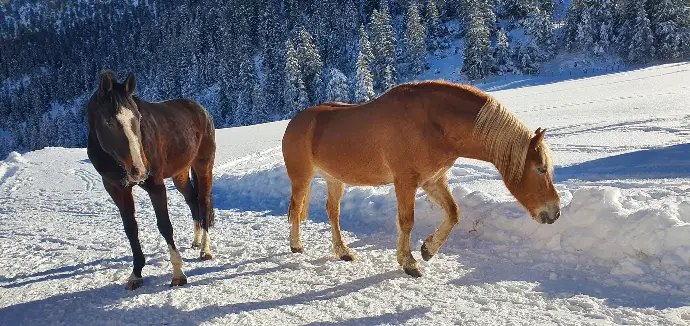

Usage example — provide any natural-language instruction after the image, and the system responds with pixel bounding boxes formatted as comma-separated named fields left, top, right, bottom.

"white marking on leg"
left=202, top=229, right=212, bottom=254
left=290, top=220, right=302, bottom=249
left=115, top=109, right=145, bottom=175
left=128, top=272, right=142, bottom=282
left=193, top=223, right=202, bottom=247
left=168, top=245, right=185, bottom=279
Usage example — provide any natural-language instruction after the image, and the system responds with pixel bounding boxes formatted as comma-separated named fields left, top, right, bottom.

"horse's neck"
left=432, top=104, right=493, bottom=163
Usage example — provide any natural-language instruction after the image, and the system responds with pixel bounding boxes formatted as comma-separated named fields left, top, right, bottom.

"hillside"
left=1, top=0, right=689, bottom=158
left=1, top=63, right=690, bottom=325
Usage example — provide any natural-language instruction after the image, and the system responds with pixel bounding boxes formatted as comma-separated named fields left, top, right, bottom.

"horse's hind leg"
left=284, top=131, right=314, bottom=254
left=394, top=178, right=422, bottom=277
left=324, top=176, right=356, bottom=261
left=192, top=158, right=215, bottom=261
left=420, top=175, right=460, bottom=261
left=142, top=179, right=187, bottom=287
left=104, top=182, right=145, bottom=290
left=172, top=171, right=202, bottom=249
left=287, top=177, right=312, bottom=253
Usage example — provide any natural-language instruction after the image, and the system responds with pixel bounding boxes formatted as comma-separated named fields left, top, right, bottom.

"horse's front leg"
left=394, top=179, right=422, bottom=277
left=104, top=181, right=145, bottom=290
left=420, top=175, right=460, bottom=261
left=145, top=180, right=187, bottom=287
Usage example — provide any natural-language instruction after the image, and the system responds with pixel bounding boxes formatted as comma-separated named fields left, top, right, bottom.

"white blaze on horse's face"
left=115, top=108, right=146, bottom=183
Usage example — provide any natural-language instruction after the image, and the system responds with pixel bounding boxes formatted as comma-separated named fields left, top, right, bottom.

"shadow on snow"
left=556, top=143, right=690, bottom=182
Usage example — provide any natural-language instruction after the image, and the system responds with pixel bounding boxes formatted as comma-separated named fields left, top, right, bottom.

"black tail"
left=191, top=168, right=215, bottom=228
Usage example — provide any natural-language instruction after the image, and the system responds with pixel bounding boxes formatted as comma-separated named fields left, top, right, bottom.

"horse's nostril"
left=555, top=210, right=561, bottom=218
left=130, top=167, right=142, bottom=178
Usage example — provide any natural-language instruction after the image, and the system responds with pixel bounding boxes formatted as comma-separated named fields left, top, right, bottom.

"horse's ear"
left=99, top=73, right=113, bottom=96
left=124, top=74, right=136, bottom=95
left=530, top=128, right=546, bottom=149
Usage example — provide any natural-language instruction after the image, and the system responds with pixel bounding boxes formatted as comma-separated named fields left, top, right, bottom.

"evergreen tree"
left=56, top=110, right=70, bottom=147
left=617, top=0, right=655, bottom=63
left=481, top=0, right=498, bottom=33
left=0, top=136, right=8, bottom=158
left=359, top=24, right=375, bottom=66
left=251, top=82, right=268, bottom=123
left=234, top=55, right=257, bottom=126
left=325, top=68, right=351, bottom=102
left=593, top=0, right=613, bottom=55
left=566, top=0, right=613, bottom=55
left=296, top=27, right=324, bottom=105
left=39, top=114, right=56, bottom=150
left=354, top=49, right=375, bottom=103
left=6, top=123, right=23, bottom=152
left=492, top=28, right=515, bottom=74
left=515, top=41, right=541, bottom=74
left=463, top=14, right=491, bottom=80
left=404, top=3, right=427, bottom=75
left=216, top=85, right=233, bottom=128
left=522, top=5, right=556, bottom=61
left=68, top=109, right=86, bottom=147
left=650, top=0, right=685, bottom=60
left=284, top=40, right=309, bottom=117
left=340, top=0, right=362, bottom=71
left=575, top=5, right=595, bottom=51
left=26, top=117, right=41, bottom=150
left=425, top=0, right=443, bottom=50
left=382, top=65, right=396, bottom=91
left=260, top=0, right=287, bottom=118
left=369, top=4, right=397, bottom=92
left=461, top=0, right=497, bottom=33
left=502, top=0, right=531, bottom=20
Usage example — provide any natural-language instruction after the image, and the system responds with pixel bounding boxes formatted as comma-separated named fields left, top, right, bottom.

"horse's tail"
left=191, top=168, right=216, bottom=228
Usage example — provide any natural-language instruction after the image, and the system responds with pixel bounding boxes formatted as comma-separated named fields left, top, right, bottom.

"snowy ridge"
left=214, top=160, right=690, bottom=293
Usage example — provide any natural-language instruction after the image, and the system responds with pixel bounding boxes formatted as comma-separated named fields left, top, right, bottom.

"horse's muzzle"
left=126, top=167, right=148, bottom=184
left=536, top=202, right=561, bottom=224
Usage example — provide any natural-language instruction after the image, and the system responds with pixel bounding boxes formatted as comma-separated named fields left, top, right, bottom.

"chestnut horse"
left=282, top=80, right=560, bottom=277
left=86, top=71, right=216, bottom=290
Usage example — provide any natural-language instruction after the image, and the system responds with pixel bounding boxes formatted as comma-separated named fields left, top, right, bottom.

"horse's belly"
left=314, top=155, right=394, bottom=186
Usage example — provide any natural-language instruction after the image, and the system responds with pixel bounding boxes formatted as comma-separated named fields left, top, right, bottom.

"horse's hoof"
left=403, top=267, right=423, bottom=278
left=170, top=276, right=188, bottom=287
left=339, top=253, right=355, bottom=261
left=125, top=278, right=144, bottom=291
left=191, top=242, right=202, bottom=250
left=421, top=242, right=434, bottom=261
left=291, top=246, right=304, bottom=254
left=199, top=252, right=215, bottom=261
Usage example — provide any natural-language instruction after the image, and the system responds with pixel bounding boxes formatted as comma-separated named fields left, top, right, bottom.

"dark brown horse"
left=86, top=71, right=216, bottom=290
left=282, top=80, right=560, bottom=277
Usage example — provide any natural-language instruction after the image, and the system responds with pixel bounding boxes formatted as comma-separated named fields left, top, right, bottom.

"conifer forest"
left=0, top=0, right=688, bottom=157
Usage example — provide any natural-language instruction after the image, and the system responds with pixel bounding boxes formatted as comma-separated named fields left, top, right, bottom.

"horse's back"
left=283, top=95, right=411, bottom=185
left=139, top=97, right=215, bottom=177
left=282, top=81, right=489, bottom=186
left=149, top=98, right=212, bottom=122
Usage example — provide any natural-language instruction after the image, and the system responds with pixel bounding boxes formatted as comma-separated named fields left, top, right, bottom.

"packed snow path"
left=2, top=64, right=690, bottom=325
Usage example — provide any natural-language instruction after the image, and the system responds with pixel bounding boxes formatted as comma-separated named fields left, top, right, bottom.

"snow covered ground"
left=2, top=63, right=690, bottom=325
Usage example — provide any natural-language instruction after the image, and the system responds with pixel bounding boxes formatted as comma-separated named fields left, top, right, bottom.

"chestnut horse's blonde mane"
left=472, top=96, right=536, bottom=183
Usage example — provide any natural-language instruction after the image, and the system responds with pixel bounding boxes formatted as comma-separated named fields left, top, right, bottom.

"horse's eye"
left=537, top=167, right=548, bottom=175
left=104, top=119, right=115, bottom=127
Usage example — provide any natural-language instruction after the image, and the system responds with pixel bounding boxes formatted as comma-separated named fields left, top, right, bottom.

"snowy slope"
left=2, top=63, right=690, bottom=325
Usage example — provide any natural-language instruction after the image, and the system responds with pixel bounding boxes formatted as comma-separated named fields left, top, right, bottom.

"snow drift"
left=214, top=161, right=690, bottom=291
